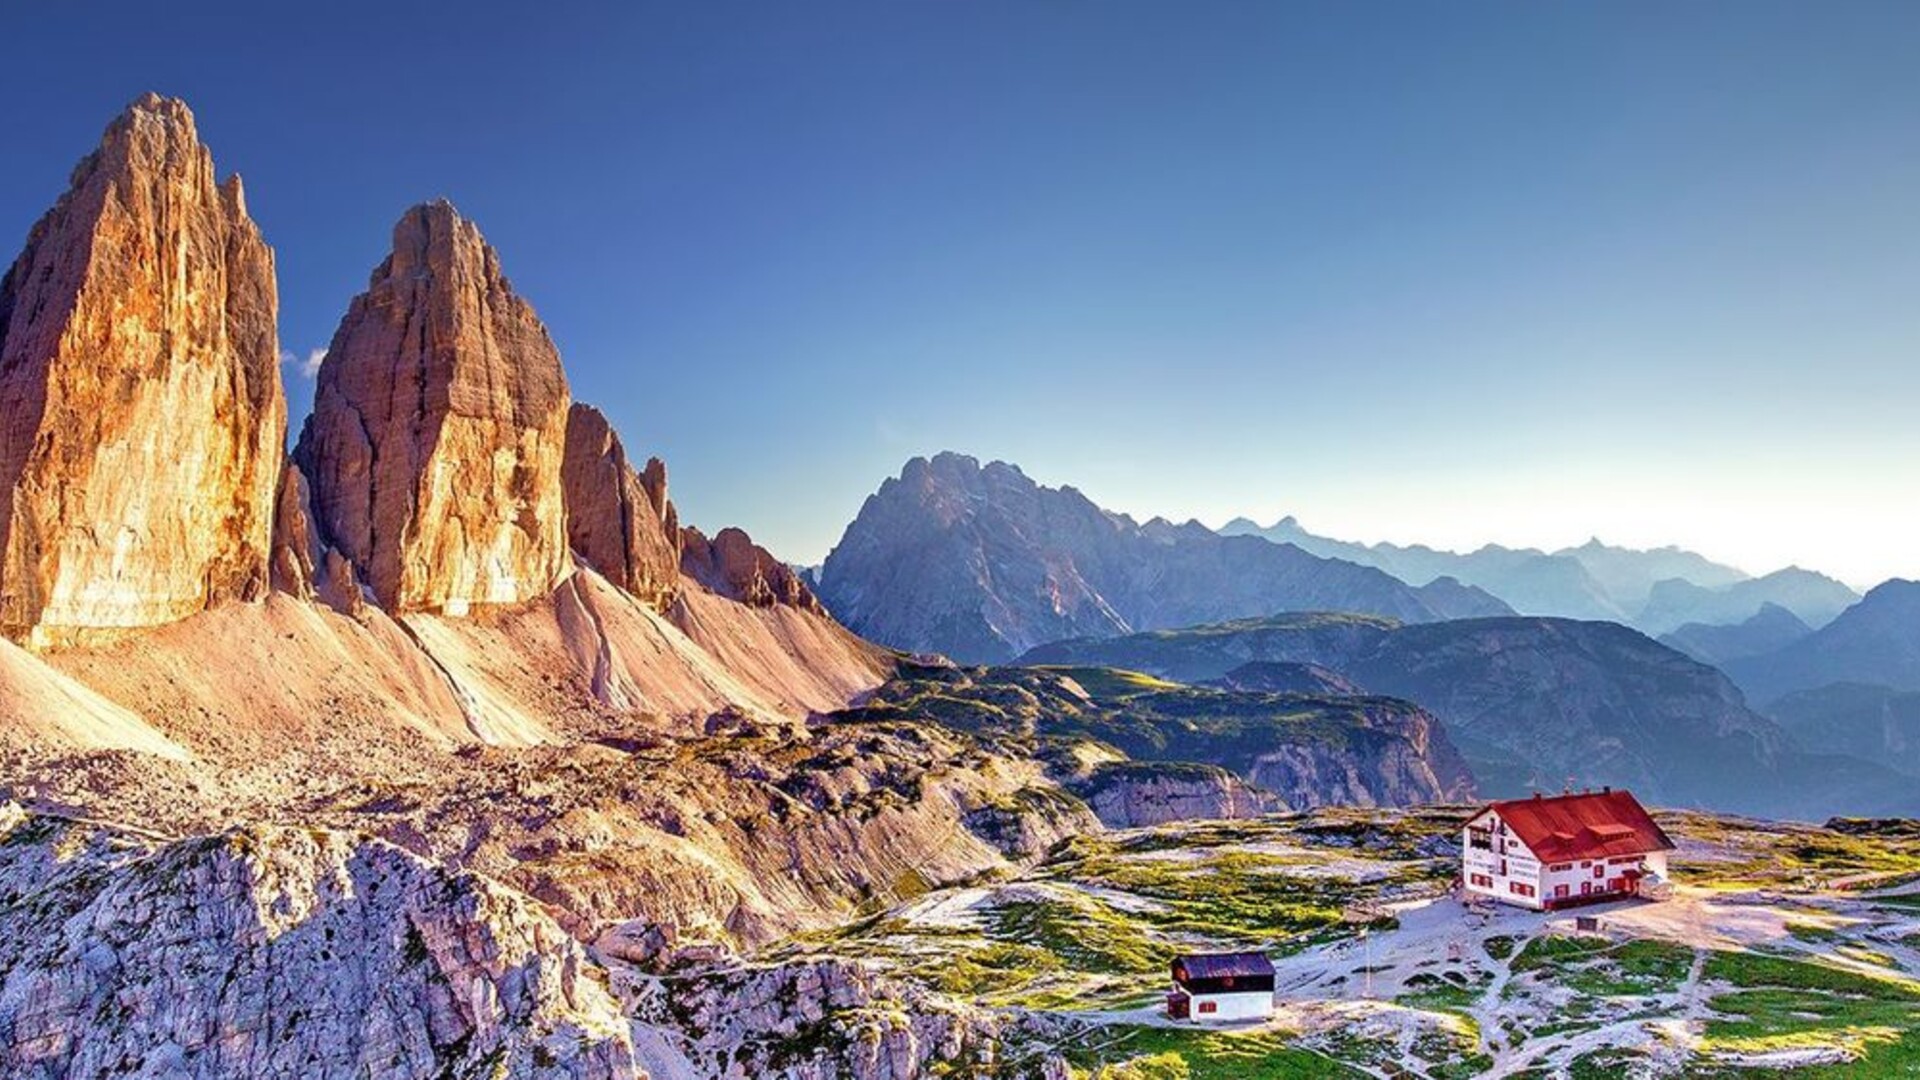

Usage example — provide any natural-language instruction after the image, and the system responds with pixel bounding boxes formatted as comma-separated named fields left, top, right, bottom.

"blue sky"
left=3, top=2, right=1917, bottom=587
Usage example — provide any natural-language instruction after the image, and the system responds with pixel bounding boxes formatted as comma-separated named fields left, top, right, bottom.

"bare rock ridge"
left=561, top=403, right=681, bottom=612
left=0, top=93, right=286, bottom=646
left=681, top=524, right=825, bottom=614
left=294, top=199, right=573, bottom=616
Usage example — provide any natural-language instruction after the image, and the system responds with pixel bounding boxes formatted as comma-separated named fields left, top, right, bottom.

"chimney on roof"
left=1603, top=785, right=1611, bottom=794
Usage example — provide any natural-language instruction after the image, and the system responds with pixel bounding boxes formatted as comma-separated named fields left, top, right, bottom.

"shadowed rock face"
left=0, top=93, right=286, bottom=646
left=295, top=200, right=571, bottom=615
left=561, top=404, right=680, bottom=612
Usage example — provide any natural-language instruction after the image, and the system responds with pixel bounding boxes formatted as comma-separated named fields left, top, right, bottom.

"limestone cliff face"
left=561, top=404, right=680, bottom=612
left=295, top=200, right=571, bottom=616
left=1069, top=762, right=1280, bottom=828
left=0, top=94, right=286, bottom=646
left=681, top=525, right=823, bottom=614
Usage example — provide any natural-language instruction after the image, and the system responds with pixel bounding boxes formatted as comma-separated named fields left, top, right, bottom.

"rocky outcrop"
left=1243, top=702, right=1473, bottom=810
left=0, top=93, right=286, bottom=646
left=816, top=453, right=1510, bottom=663
left=312, top=724, right=1092, bottom=948
left=1069, top=761, right=1279, bottom=827
left=840, top=663, right=1474, bottom=814
left=623, top=956, right=1046, bottom=1080
left=1211, top=660, right=1364, bottom=695
left=295, top=200, right=571, bottom=616
left=561, top=404, right=679, bottom=612
left=0, top=811, right=638, bottom=1079
left=682, top=525, right=823, bottom=613
left=268, top=462, right=319, bottom=600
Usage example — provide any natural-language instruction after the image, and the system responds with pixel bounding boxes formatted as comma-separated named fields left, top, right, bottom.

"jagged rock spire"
left=561, top=404, right=681, bottom=612
left=0, top=93, right=287, bottom=646
left=294, top=200, right=572, bottom=615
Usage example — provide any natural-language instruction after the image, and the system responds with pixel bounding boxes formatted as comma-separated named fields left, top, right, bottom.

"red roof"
left=1471, top=789, right=1674, bottom=863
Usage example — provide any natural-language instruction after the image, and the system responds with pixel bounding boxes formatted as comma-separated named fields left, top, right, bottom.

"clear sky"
left=3, top=2, right=1916, bottom=588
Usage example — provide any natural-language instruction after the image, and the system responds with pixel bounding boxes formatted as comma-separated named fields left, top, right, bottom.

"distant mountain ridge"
left=1767, top=682, right=1920, bottom=781
left=816, top=454, right=1511, bottom=663
left=1017, top=613, right=1920, bottom=820
left=1658, top=603, right=1812, bottom=668
left=1725, top=580, right=1920, bottom=705
left=1219, top=516, right=1857, bottom=632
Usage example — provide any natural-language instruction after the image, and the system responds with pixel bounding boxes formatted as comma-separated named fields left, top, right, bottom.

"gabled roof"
left=1471, top=789, right=1675, bottom=863
left=1172, top=951, right=1274, bottom=982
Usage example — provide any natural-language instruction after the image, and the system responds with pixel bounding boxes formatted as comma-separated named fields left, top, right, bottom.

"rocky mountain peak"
left=561, top=403, right=681, bottom=612
left=818, top=454, right=1502, bottom=663
left=0, top=92, right=287, bottom=646
left=681, top=525, right=824, bottom=614
left=294, top=200, right=572, bottom=615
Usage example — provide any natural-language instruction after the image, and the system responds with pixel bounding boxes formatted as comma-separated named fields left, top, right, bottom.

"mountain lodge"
left=1461, top=788, right=1675, bottom=910
left=1165, top=951, right=1275, bottom=1022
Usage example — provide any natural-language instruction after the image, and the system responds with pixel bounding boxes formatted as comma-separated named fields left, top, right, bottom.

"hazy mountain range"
left=1219, top=515, right=1859, bottom=633
left=1724, top=579, right=1920, bottom=704
left=811, top=450, right=1920, bottom=820
left=814, top=453, right=1510, bottom=663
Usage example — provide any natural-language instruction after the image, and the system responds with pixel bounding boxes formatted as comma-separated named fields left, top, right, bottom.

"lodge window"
left=1593, top=865, right=1604, bottom=878
left=1554, top=885, right=1569, bottom=898
left=1468, top=828, right=1492, bottom=851
left=1549, top=863, right=1572, bottom=872
left=1470, top=873, right=1492, bottom=888
left=1198, top=1001, right=1217, bottom=1014
left=1508, top=881, right=1535, bottom=898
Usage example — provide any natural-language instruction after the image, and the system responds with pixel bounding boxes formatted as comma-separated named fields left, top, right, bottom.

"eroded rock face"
left=681, top=525, right=822, bottom=613
left=0, top=93, right=286, bottom=646
left=0, top=812, right=638, bottom=1079
left=294, top=200, right=571, bottom=616
left=561, top=404, right=680, bottom=612
left=269, top=461, right=319, bottom=600
left=1070, top=762, right=1280, bottom=828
